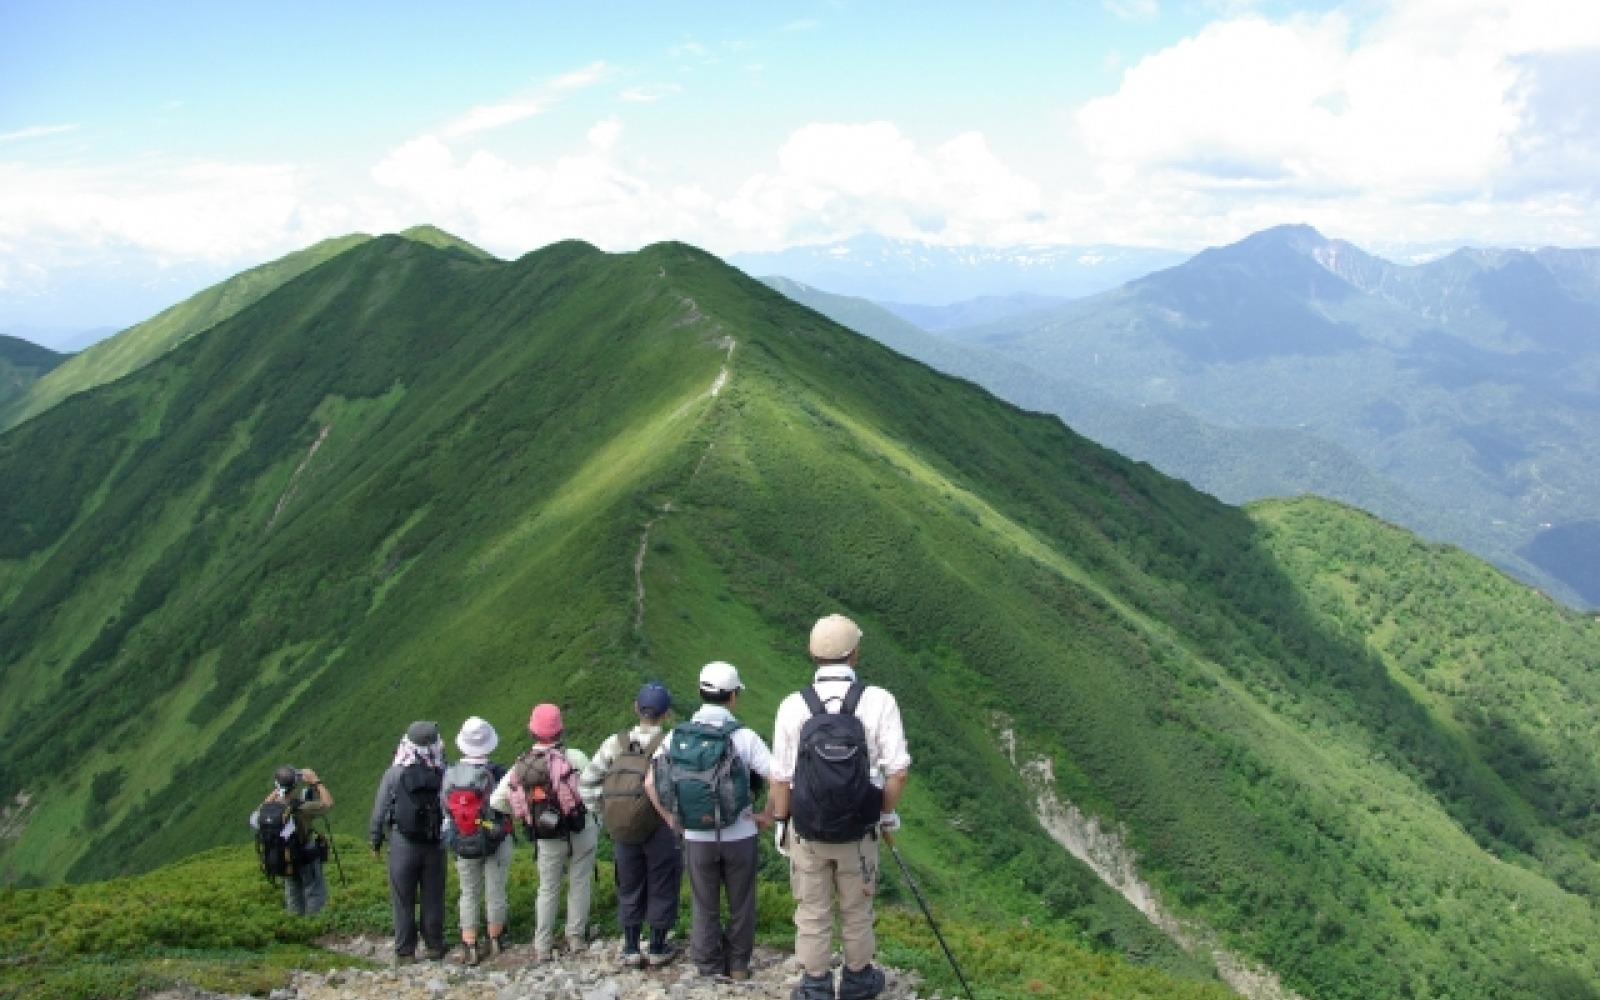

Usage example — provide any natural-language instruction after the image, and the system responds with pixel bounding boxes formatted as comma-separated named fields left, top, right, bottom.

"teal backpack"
left=656, top=719, right=750, bottom=833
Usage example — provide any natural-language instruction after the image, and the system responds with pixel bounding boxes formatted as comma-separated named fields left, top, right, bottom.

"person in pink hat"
left=492, top=703, right=597, bottom=962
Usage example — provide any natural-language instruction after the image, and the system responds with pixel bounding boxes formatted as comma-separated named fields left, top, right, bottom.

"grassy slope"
left=0, top=234, right=373, bottom=432
left=1, top=238, right=1600, bottom=999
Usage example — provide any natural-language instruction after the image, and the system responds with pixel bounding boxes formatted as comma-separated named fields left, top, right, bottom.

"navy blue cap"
left=636, top=682, right=672, bottom=716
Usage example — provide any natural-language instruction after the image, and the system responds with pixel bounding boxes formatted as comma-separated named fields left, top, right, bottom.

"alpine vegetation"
left=1, top=232, right=1599, bottom=1000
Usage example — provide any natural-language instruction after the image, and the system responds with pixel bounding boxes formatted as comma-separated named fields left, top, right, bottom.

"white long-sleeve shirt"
left=770, top=666, right=911, bottom=785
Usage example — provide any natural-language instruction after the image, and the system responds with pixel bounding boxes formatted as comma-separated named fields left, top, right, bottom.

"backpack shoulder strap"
left=842, top=681, right=867, bottom=716
left=618, top=728, right=635, bottom=752
left=800, top=686, right=826, bottom=717
left=641, top=728, right=667, bottom=756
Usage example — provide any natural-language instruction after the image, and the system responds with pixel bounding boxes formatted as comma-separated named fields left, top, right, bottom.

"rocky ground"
left=153, top=935, right=936, bottom=1000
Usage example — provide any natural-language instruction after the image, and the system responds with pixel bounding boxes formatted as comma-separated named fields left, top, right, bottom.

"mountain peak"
left=396, top=224, right=496, bottom=260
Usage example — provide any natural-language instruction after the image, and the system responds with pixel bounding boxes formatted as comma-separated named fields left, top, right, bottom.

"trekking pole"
left=322, top=817, right=348, bottom=888
left=882, top=831, right=977, bottom=1000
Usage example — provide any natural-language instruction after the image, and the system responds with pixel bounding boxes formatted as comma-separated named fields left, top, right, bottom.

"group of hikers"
left=250, top=614, right=910, bottom=1000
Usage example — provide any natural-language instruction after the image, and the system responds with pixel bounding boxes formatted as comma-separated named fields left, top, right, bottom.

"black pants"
left=613, top=821, right=682, bottom=932
left=388, top=834, right=446, bottom=955
left=685, top=835, right=760, bottom=975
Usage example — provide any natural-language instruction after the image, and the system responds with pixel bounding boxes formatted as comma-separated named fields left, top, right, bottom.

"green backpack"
left=656, top=719, right=750, bottom=833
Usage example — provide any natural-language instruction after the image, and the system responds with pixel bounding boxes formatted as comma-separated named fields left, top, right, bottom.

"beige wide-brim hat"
left=809, top=614, right=862, bottom=660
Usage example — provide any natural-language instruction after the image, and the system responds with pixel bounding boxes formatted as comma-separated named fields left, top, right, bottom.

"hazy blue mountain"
left=766, top=276, right=1463, bottom=539
left=877, top=291, right=1071, bottom=330
left=729, top=233, right=1187, bottom=304
left=938, top=224, right=1600, bottom=605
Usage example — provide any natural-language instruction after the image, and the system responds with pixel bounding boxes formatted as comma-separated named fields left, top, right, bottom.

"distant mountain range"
left=777, top=225, right=1599, bottom=608
left=7, top=229, right=1600, bottom=999
left=728, top=233, right=1187, bottom=304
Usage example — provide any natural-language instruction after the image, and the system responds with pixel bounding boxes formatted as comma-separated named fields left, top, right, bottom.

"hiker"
left=771, top=615, right=911, bottom=1000
left=370, top=721, right=449, bottom=964
left=647, top=661, right=774, bottom=981
left=579, top=681, right=684, bottom=969
left=493, top=703, right=597, bottom=963
left=443, top=716, right=514, bottom=965
left=249, top=765, right=334, bottom=915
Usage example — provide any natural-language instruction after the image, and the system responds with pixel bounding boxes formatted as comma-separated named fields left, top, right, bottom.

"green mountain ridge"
left=0, top=335, right=68, bottom=412
left=0, top=228, right=494, bottom=434
left=2, top=233, right=1600, bottom=1000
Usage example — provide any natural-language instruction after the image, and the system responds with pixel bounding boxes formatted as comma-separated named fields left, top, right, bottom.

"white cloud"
left=718, top=123, right=1044, bottom=247
left=1067, top=0, right=1600, bottom=245
left=0, top=124, right=77, bottom=144
left=0, top=159, right=330, bottom=265
left=1103, top=0, right=1159, bottom=22
left=370, top=121, right=712, bottom=253
left=439, top=62, right=610, bottom=139
left=619, top=84, right=681, bottom=103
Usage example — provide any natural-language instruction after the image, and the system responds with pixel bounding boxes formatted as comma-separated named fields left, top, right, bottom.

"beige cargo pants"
left=790, top=831, right=879, bottom=976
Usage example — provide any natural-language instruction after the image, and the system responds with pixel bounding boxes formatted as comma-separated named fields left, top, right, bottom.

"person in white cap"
left=645, top=661, right=774, bottom=981
left=770, top=615, right=910, bottom=1000
left=443, top=716, right=513, bottom=965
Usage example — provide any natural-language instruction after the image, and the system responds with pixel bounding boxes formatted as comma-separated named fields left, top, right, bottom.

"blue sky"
left=3, top=0, right=1597, bottom=329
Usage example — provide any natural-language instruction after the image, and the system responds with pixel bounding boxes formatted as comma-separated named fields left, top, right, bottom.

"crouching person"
left=250, top=765, right=334, bottom=915
left=371, top=721, right=449, bottom=964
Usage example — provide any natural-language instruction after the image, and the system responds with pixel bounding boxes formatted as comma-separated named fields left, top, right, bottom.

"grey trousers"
left=614, top=821, right=682, bottom=932
left=284, top=859, right=328, bottom=915
left=388, top=834, right=447, bottom=956
left=455, top=836, right=513, bottom=931
left=685, top=835, right=760, bottom=975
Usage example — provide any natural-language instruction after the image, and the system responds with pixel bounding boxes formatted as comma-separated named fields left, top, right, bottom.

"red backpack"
left=441, top=761, right=511, bottom=858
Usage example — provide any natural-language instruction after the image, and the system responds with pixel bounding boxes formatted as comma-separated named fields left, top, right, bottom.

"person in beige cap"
left=770, top=615, right=911, bottom=1000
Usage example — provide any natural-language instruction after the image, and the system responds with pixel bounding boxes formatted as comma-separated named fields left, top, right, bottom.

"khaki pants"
left=790, top=832, right=879, bottom=976
left=534, top=821, right=599, bottom=952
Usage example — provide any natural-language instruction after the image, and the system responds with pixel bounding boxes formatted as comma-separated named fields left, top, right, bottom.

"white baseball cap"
left=699, top=660, right=745, bottom=694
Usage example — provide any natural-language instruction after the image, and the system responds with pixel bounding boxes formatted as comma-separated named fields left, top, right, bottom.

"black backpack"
left=256, top=798, right=296, bottom=880
left=392, top=762, right=444, bottom=843
left=791, top=682, right=883, bottom=844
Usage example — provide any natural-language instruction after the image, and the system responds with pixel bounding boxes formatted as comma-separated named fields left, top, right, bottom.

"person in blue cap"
left=580, top=682, right=683, bottom=968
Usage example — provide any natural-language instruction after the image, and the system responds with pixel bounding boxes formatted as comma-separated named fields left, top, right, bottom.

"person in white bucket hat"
left=444, top=716, right=514, bottom=965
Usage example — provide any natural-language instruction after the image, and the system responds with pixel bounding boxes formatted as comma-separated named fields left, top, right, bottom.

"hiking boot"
left=646, top=940, right=679, bottom=967
left=487, top=934, right=506, bottom=957
left=566, top=934, right=587, bottom=955
left=422, top=946, right=448, bottom=962
left=392, top=952, right=416, bottom=968
left=461, top=940, right=480, bottom=966
left=729, top=968, right=752, bottom=982
left=838, top=963, right=886, bottom=1000
left=792, top=971, right=835, bottom=1000
left=620, top=946, right=646, bottom=969
left=534, top=948, right=554, bottom=964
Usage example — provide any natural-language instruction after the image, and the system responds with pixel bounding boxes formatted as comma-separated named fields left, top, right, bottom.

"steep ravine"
left=999, top=724, right=1303, bottom=1000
